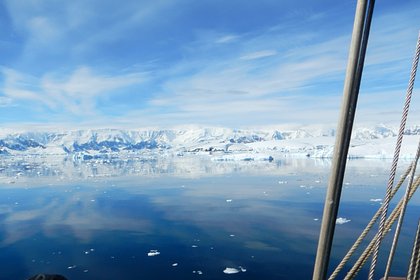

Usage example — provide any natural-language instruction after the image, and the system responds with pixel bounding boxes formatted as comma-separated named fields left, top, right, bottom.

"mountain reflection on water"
left=0, top=157, right=418, bottom=279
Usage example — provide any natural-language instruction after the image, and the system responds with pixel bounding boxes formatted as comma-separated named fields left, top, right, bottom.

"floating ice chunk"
left=336, top=217, right=351, bottom=225
left=369, top=198, right=382, bottom=202
left=147, top=250, right=160, bottom=256
left=229, top=234, right=235, bottom=237
left=278, top=181, right=287, bottom=184
left=239, top=266, right=247, bottom=272
left=314, top=218, right=319, bottom=221
left=83, top=270, right=89, bottom=273
left=67, top=265, right=77, bottom=269
left=226, top=199, right=232, bottom=203
left=193, top=270, right=203, bottom=275
left=172, top=263, right=178, bottom=267
left=223, top=267, right=240, bottom=274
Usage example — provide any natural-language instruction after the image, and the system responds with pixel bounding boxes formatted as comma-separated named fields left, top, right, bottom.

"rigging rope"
left=407, top=219, right=420, bottom=280
left=384, top=139, right=420, bottom=279
left=368, top=31, right=420, bottom=280
left=328, top=161, right=415, bottom=279
left=344, top=175, right=420, bottom=279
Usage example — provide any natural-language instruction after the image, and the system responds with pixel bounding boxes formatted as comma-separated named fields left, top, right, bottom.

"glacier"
left=0, top=124, right=418, bottom=160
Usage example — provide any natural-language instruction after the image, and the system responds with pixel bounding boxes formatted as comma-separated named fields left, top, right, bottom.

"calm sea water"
left=0, top=157, right=418, bottom=279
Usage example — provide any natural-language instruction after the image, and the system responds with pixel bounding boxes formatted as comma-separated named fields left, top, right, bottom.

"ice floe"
left=223, top=266, right=247, bottom=274
left=336, top=217, right=351, bottom=224
left=223, top=267, right=240, bottom=274
left=147, top=250, right=160, bottom=256
left=369, top=198, right=382, bottom=202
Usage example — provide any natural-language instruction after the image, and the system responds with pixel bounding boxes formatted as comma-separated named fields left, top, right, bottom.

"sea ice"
left=336, top=217, right=351, bottom=225
left=147, top=250, right=160, bottom=256
left=172, top=263, right=178, bottom=267
left=226, top=199, right=232, bottom=202
left=369, top=198, right=382, bottom=202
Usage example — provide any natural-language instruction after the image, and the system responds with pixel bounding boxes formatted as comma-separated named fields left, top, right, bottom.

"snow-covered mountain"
left=0, top=124, right=418, bottom=160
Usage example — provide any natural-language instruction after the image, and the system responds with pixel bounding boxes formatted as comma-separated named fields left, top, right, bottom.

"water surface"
left=0, top=157, right=418, bottom=279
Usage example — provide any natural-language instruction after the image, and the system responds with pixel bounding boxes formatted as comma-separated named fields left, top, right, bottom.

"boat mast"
left=312, top=0, right=375, bottom=279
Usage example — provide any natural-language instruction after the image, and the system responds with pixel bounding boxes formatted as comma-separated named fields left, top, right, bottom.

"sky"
left=0, top=0, right=419, bottom=129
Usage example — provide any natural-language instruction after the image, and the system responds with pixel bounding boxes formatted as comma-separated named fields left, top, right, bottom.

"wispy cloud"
left=240, top=50, right=278, bottom=60
left=2, top=67, right=147, bottom=115
left=215, top=35, right=239, bottom=44
left=1, top=0, right=418, bottom=128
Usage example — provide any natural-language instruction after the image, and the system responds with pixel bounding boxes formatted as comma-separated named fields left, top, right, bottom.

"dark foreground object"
left=27, top=274, right=68, bottom=280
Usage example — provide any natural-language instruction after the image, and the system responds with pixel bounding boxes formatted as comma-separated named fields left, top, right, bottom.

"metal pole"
left=312, top=1, right=370, bottom=279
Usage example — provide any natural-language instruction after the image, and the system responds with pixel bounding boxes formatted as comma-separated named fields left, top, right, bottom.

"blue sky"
left=0, top=0, right=419, bottom=129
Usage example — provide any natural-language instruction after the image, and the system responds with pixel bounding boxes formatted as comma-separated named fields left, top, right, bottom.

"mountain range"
left=0, top=124, right=418, bottom=160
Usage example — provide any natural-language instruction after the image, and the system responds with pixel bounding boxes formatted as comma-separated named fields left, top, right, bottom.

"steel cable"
left=368, top=31, right=420, bottom=280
